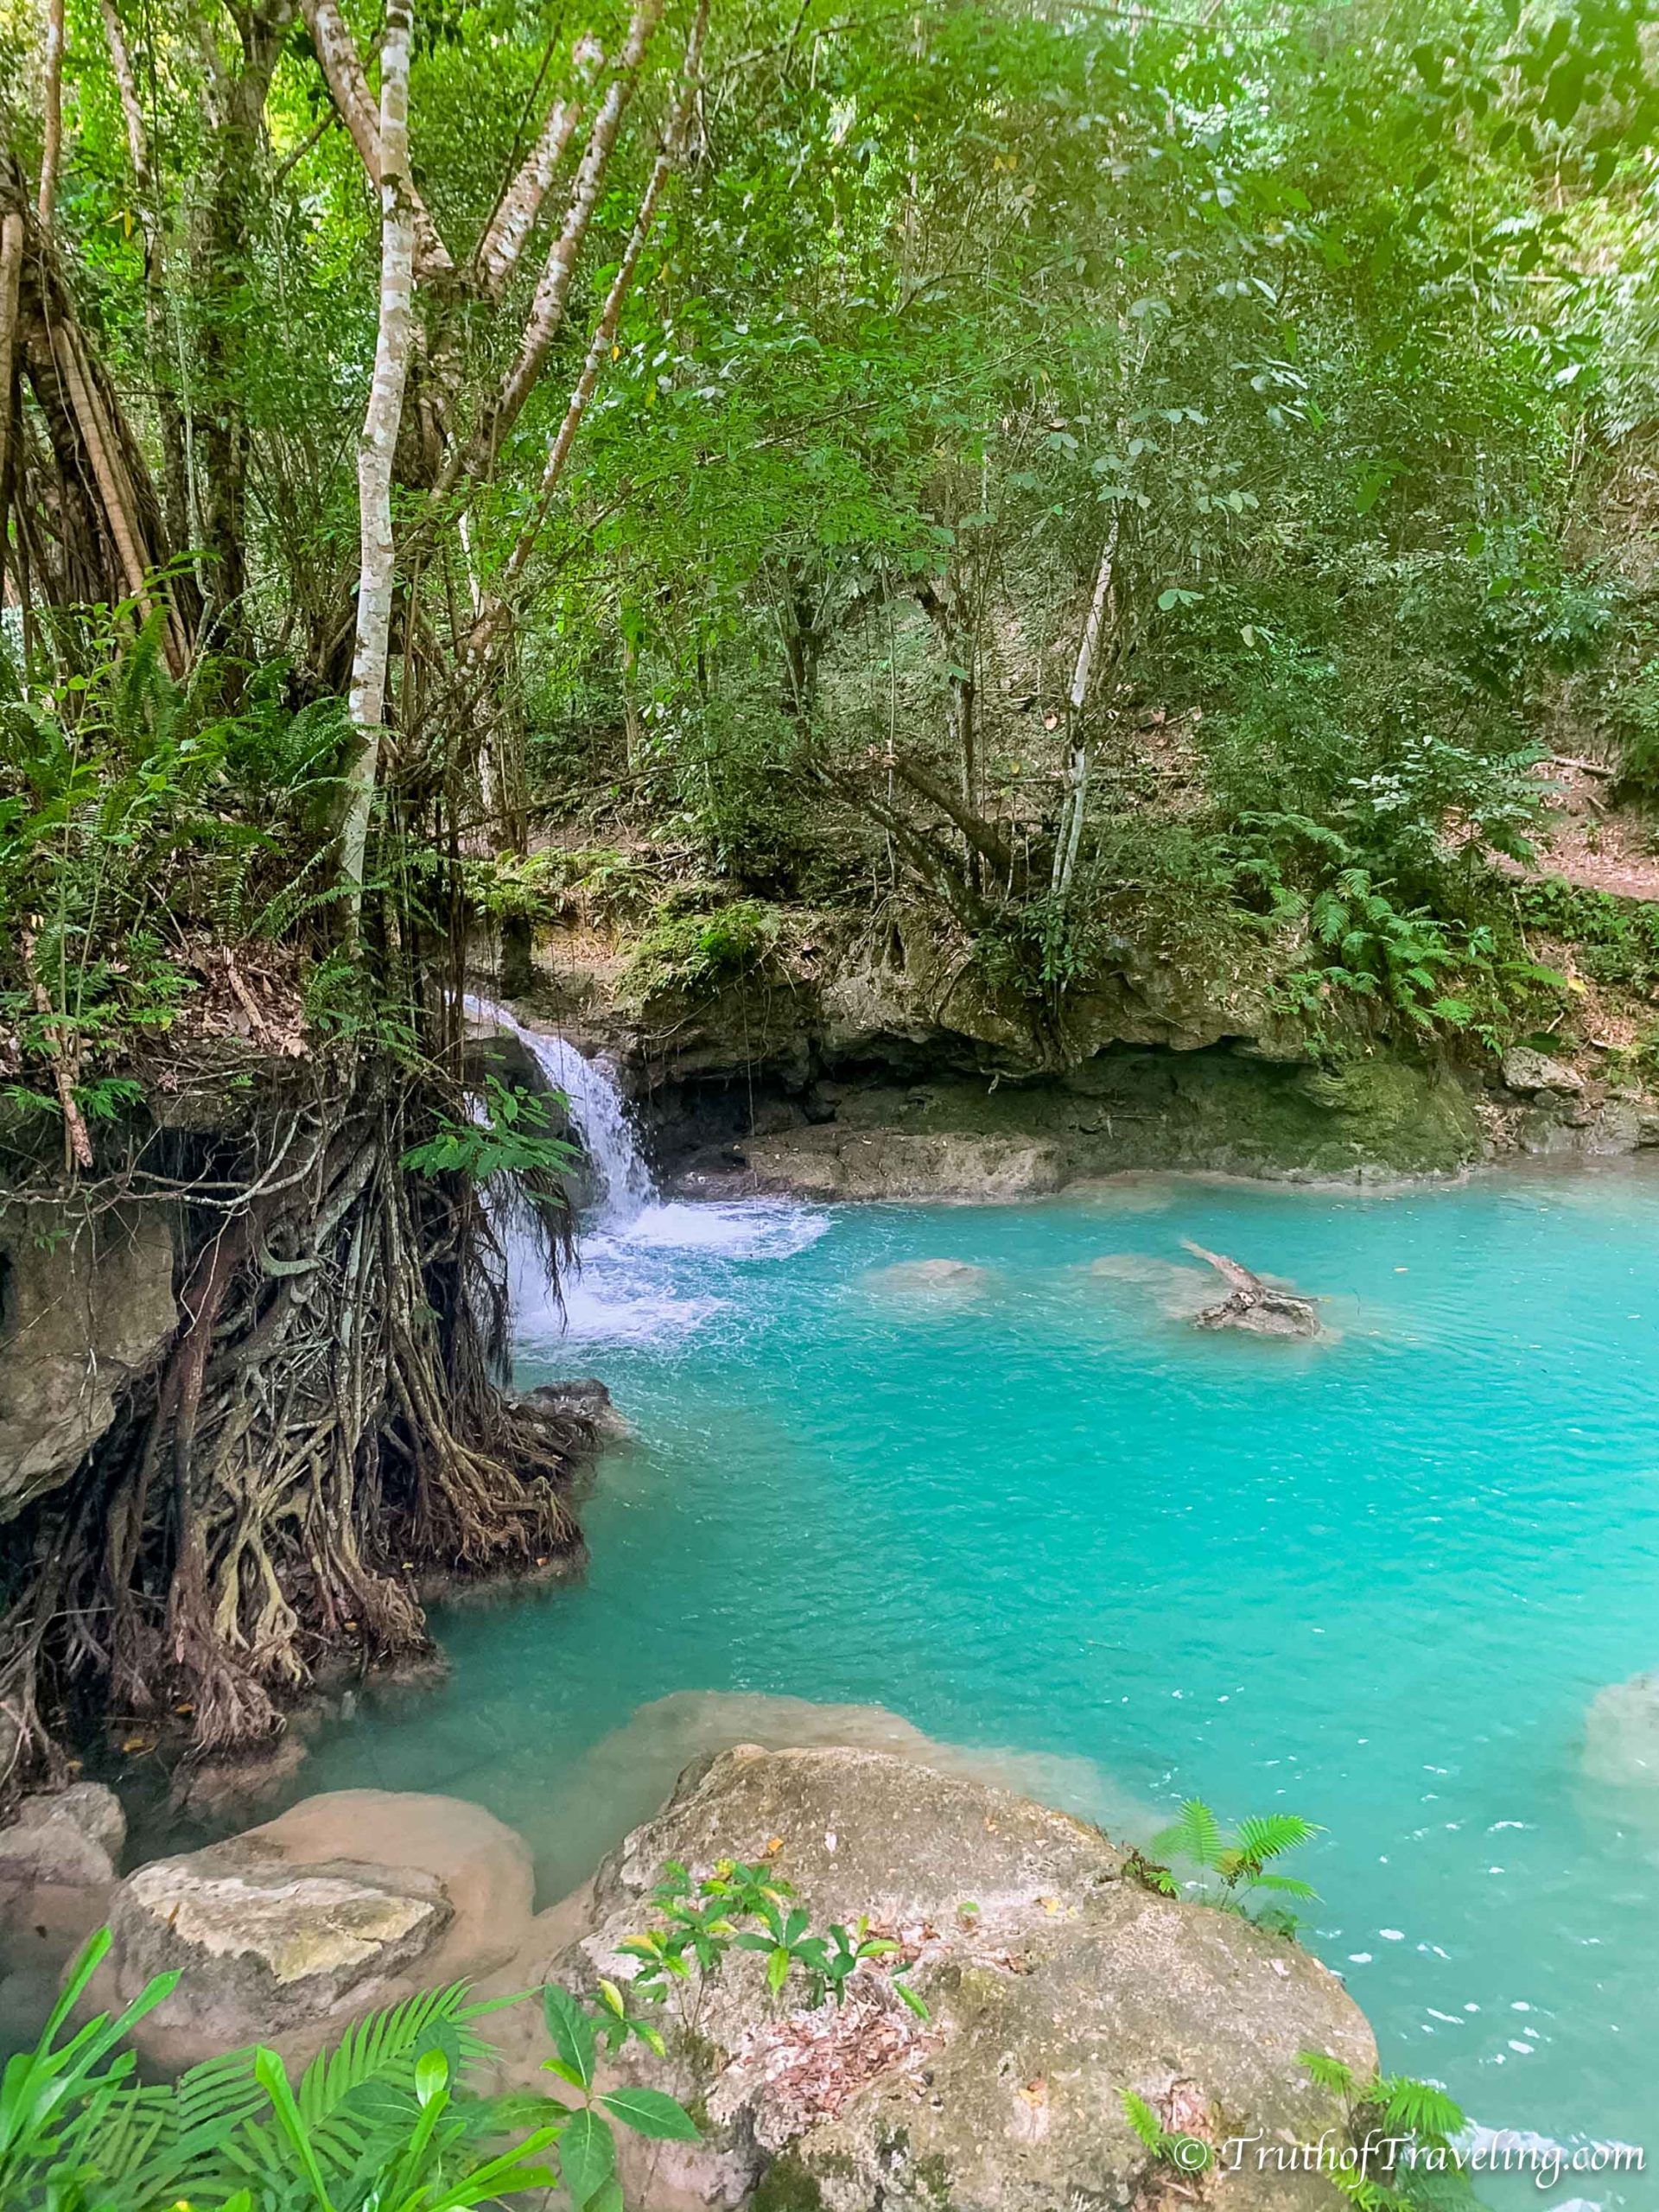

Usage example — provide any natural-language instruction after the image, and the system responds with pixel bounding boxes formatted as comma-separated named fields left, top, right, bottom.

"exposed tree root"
left=0, top=1061, right=589, bottom=1783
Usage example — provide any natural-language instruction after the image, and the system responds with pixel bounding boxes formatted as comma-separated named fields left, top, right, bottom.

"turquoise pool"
left=298, top=1162, right=1659, bottom=2202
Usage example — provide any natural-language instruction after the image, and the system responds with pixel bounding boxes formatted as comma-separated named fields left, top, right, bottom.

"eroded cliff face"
left=0, top=1205, right=178, bottom=1522
left=485, top=917, right=1483, bottom=1194
left=488, top=905, right=1659, bottom=1196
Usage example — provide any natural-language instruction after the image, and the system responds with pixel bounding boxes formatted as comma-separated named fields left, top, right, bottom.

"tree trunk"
left=0, top=193, right=25, bottom=601
left=299, top=0, right=454, bottom=282
left=340, top=0, right=417, bottom=919
left=37, top=0, right=65, bottom=226
left=1052, top=522, right=1117, bottom=901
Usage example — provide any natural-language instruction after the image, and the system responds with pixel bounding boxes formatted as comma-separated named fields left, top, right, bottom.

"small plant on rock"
left=1120, top=2086, right=1214, bottom=2177
left=1299, top=2050, right=1470, bottom=2211
left=1147, top=1798, right=1322, bottom=1935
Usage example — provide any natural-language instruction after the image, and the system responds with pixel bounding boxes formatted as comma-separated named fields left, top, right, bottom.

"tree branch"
left=298, top=0, right=454, bottom=280
left=438, top=0, right=665, bottom=498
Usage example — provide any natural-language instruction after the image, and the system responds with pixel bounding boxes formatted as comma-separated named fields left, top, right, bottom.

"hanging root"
left=0, top=1073, right=592, bottom=1783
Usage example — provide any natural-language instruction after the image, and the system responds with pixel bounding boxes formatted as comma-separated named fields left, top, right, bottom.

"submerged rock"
left=1583, top=1669, right=1659, bottom=1786
left=1087, top=1250, right=1216, bottom=1318
left=861, top=1258, right=995, bottom=1298
left=1183, top=1240, right=1324, bottom=1338
left=94, top=1789, right=534, bottom=2070
left=522, top=1745, right=1374, bottom=2210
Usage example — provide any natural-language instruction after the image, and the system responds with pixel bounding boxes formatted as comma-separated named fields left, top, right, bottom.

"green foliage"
left=0, top=1847, right=933, bottom=2212
left=620, top=900, right=789, bottom=1006
left=1515, top=876, right=1659, bottom=990
left=0, top=613, right=346, bottom=1135
left=617, top=1856, right=928, bottom=2022
left=1149, top=1799, right=1323, bottom=1936
left=1297, top=2048, right=1471, bottom=2212
left=1119, top=2087, right=1213, bottom=2176
left=400, top=1077, right=579, bottom=1189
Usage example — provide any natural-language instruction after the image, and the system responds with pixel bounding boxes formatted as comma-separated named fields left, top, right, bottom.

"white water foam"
left=465, top=994, right=827, bottom=1344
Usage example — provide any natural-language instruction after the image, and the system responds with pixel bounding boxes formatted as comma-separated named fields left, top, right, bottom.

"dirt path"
left=1515, top=754, right=1659, bottom=900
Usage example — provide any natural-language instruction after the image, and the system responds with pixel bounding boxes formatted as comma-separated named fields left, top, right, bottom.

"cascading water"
left=464, top=994, right=657, bottom=1226
left=463, top=993, right=826, bottom=1344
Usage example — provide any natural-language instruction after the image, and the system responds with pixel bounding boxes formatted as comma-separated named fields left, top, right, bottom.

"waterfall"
left=463, top=994, right=656, bottom=1226
left=464, top=993, right=828, bottom=1348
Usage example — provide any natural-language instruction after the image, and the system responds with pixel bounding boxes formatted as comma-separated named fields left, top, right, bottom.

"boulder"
left=515, top=1745, right=1375, bottom=2211
left=0, top=1783, right=126, bottom=1977
left=1501, top=1046, right=1584, bottom=1097
left=514, top=1692, right=1160, bottom=1904
left=95, top=1789, right=535, bottom=2071
left=1583, top=1669, right=1659, bottom=1786
left=520, top=1376, right=633, bottom=1446
left=0, top=1205, right=178, bottom=1519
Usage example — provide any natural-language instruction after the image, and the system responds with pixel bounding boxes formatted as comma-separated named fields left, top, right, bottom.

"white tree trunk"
left=1053, top=520, right=1118, bottom=899
left=339, top=0, right=416, bottom=921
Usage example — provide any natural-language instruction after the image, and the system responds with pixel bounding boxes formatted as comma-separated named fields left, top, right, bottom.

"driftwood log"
left=1181, top=1240, right=1322, bottom=1338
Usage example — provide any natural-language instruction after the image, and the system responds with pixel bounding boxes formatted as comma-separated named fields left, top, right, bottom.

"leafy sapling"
left=1147, top=1799, right=1323, bottom=1934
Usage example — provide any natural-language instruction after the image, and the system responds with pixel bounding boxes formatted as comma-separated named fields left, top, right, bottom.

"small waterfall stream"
left=464, top=993, right=656, bottom=1225
left=464, top=992, right=827, bottom=1344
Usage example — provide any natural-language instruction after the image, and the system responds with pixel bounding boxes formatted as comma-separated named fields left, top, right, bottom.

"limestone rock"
left=0, top=1782, right=124, bottom=1878
left=531, top=1745, right=1375, bottom=2211
left=512, top=1692, right=1160, bottom=1905
left=0, top=1783, right=127, bottom=1977
left=520, top=1376, right=633, bottom=1445
left=96, top=1789, right=535, bottom=2070
left=1501, top=1046, right=1584, bottom=1096
left=0, top=1205, right=177, bottom=1519
left=1583, top=1669, right=1659, bottom=1786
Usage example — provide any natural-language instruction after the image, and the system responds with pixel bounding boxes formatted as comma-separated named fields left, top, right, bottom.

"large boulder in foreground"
left=95, top=1789, right=534, bottom=2071
left=514, top=1745, right=1375, bottom=2211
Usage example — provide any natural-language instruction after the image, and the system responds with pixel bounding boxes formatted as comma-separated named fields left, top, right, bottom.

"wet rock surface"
left=0, top=1783, right=127, bottom=1979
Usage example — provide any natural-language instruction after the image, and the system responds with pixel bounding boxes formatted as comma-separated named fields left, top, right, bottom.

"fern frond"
left=1299, top=2048, right=1357, bottom=2097
left=1246, top=1872, right=1319, bottom=1899
left=1375, top=2074, right=1465, bottom=2144
left=1120, top=2088, right=1166, bottom=2153
left=1150, top=1799, right=1227, bottom=1871
left=1233, top=1813, right=1320, bottom=1866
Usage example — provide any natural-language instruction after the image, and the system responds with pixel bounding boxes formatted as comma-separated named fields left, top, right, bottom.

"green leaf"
left=600, top=2085, right=702, bottom=2140
left=559, top=2107, right=618, bottom=2206
left=1150, top=1799, right=1225, bottom=1871
left=543, top=1984, right=597, bottom=2092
